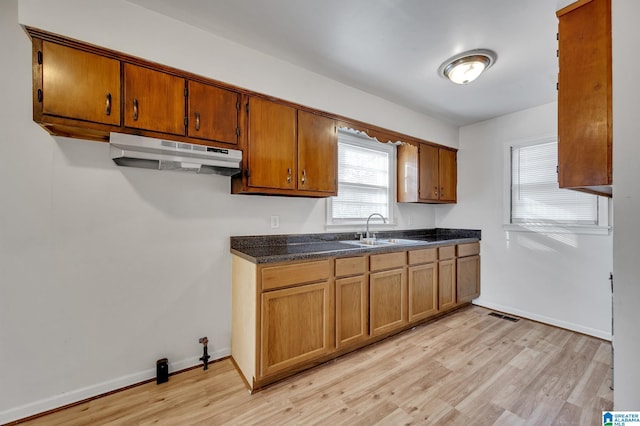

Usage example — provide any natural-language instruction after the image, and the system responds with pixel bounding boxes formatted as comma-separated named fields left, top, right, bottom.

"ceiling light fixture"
left=438, top=49, right=497, bottom=85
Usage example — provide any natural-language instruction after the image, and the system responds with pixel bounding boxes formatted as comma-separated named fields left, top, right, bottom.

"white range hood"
left=109, top=132, right=242, bottom=176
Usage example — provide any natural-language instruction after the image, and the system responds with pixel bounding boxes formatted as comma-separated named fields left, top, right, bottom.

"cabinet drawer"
left=438, top=245, right=456, bottom=260
left=261, top=260, right=330, bottom=291
left=457, top=242, right=480, bottom=258
left=370, top=251, right=406, bottom=272
left=408, top=248, right=437, bottom=265
left=335, top=256, right=366, bottom=278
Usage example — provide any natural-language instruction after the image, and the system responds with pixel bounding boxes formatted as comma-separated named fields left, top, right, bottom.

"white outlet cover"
left=270, top=215, right=280, bottom=229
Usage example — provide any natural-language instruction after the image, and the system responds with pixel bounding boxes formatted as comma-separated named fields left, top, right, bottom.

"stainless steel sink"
left=384, top=238, right=430, bottom=245
left=341, top=238, right=430, bottom=247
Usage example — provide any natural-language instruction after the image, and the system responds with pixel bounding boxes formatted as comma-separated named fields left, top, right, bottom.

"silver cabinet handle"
left=133, top=98, right=139, bottom=121
left=301, top=169, right=307, bottom=185
left=105, top=93, right=112, bottom=116
left=195, top=112, right=201, bottom=131
left=287, top=168, right=292, bottom=183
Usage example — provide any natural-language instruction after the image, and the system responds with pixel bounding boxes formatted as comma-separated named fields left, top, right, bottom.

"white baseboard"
left=473, top=300, right=612, bottom=341
left=0, top=347, right=230, bottom=425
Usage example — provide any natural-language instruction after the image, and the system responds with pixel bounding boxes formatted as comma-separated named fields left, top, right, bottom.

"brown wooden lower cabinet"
left=457, top=256, right=480, bottom=303
left=370, top=268, right=407, bottom=336
left=231, top=240, right=480, bottom=391
left=438, top=245, right=457, bottom=311
left=408, top=263, right=438, bottom=322
left=335, top=275, right=368, bottom=349
left=438, top=259, right=457, bottom=311
left=260, top=281, right=332, bottom=377
left=457, top=242, right=481, bottom=304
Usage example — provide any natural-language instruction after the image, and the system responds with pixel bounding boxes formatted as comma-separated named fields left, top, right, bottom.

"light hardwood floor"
left=19, top=306, right=612, bottom=425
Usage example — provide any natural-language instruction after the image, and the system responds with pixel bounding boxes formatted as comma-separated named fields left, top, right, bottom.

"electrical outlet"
left=270, top=215, right=280, bottom=229
left=408, top=215, right=413, bottom=225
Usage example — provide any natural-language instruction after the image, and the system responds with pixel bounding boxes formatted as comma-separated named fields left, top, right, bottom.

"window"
left=327, top=129, right=396, bottom=226
left=506, top=137, right=609, bottom=233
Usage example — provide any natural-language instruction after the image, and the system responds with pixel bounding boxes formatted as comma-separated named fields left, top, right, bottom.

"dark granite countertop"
left=230, top=228, right=481, bottom=264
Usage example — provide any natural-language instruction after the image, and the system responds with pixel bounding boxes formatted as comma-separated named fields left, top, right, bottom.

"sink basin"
left=342, top=239, right=394, bottom=247
left=341, top=238, right=430, bottom=247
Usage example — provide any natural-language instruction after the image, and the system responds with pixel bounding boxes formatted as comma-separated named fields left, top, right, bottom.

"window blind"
left=331, top=140, right=390, bottom=221
left=511, top=141, right=598, bottom=224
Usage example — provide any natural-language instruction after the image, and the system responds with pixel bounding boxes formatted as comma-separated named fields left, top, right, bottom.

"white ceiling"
left=128, top=0, right=559, bottom=126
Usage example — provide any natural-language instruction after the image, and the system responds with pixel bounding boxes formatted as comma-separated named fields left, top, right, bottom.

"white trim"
left=502, top=135, right=610, bottom=235
left=0, top=348, right=230, bottom=424
left=503, top=223, right=611, bottom=235
left=473, top=300, right=611, bottom=341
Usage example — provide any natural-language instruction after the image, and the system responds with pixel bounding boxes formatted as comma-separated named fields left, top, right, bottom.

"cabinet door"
left=370, top=268, right=407, bottom=336
left=336, top=275, right=368, bottom=349
left=41, top=42, right=120, bottom=125
left=557, top=0, right=612, bottom=189
left=439, top=149, right=457, bottom=203
left=260, top=281, right=332, bottom=377
left=418, top=144, right=439, bottom=202
left=397, top=142, right=419, bottom=203
left=457, top=255, right=480, bottom=304
left=247, top=97, right=296, bottom=190
left=124, top=63, right=185, bottom=135
left=297, top=110, right=337, bottom=194
left=408, top=263, right=438, bottom=323
left=187, top=81, right=239, bottom=144
left=438, top=259, right=456, bottom=311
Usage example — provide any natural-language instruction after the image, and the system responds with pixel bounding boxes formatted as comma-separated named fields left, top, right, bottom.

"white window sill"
left=503, top=223, right=611, bottom=235
left=325, top=221, right=398, bottom=230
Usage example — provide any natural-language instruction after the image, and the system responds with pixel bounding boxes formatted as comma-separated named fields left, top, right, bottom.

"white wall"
left=438, top=102, right=613, bottom=339
left=611, top=0, right=640, bottom=410
left=0, top=0, right=454, bottom=422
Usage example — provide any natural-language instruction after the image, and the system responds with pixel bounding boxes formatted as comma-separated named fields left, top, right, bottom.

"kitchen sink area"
left=230, top=228, right=480, bottom=264
left=341, top=237, right=432, bottom=247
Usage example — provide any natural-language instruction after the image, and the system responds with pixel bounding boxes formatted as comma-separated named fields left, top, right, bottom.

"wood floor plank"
left=401, top=396, right=455, bottom=425
left=19, top=306, right=612, bottom=426
left=493, top=410, right=526, bottom=426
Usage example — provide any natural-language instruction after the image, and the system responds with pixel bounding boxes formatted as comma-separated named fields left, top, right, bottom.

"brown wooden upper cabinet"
left=187, top=81, right=239, bottom=145
left=38, top=41, right=121, bottom=126
left=123, top=64, right=241, bottom=143
left=438, top=148, right=457, bottom=202
left=245, top=96, right=297, bottom=190
left=233, top=96, right=337, bottom=197
left=30, top=28, right=460, bottom=200
left=30, top=29, right=240, bottom=147
left=298, top=110, right=337, bottom=193
left=124, top=64, right=185, bottom=136
left=556, top=0, right=612, bottom=196
left=397, top=142, right=457, bottom=203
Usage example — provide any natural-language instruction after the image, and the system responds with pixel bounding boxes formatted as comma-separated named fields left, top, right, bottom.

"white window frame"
left=326, top=129, right=397, bottom=229
left=503, top=135, right=611, bottom=235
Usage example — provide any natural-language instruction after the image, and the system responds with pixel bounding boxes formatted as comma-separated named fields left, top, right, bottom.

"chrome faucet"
left=365, top=213, right=386, bottom=239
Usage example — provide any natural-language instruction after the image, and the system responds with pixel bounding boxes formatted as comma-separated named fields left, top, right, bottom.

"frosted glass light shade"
left=439, top=50, right=497, bottom=85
